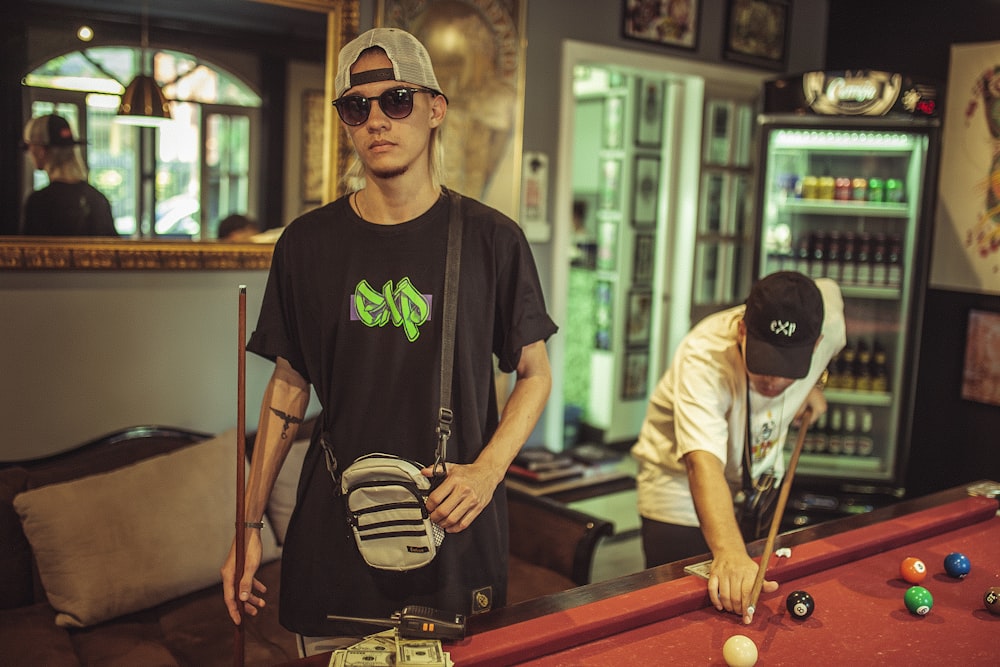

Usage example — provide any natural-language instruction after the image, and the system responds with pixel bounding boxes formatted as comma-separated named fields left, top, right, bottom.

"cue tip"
left=239, top=284, right=247, bottom=293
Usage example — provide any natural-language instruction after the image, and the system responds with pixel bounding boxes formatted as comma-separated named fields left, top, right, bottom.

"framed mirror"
left=2, top=0, right=359, bottom=271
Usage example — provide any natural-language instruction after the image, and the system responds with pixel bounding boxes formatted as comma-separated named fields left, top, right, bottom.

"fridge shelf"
left=777, top=200, right=909, bottom=218
left=839, top=284, right=901, bottom=300
left=795, top=454, right=887, bottom=475
left=825, top=389, right=893, bottom=407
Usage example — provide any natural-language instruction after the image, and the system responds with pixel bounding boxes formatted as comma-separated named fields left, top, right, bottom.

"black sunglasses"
left=332, top=86, right=437, bottom=126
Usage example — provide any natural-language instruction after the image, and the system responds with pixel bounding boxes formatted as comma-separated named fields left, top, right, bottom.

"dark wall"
left=827, top=0, right=1000, bottom=497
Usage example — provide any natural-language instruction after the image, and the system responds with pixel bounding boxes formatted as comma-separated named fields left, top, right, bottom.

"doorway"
left=546, top=41, right=765, bottom=451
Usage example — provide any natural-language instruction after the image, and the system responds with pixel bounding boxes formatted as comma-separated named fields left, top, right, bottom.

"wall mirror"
left=2, top=0, right=358, bottom=270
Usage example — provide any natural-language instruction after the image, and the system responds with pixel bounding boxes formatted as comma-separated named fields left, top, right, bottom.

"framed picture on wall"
left=961, top=309, right=1000, bottom=407
left=622, top=0, right=700, bottom=51
left=622, top=349, right=650, bottom=400
left=301, top=89, right=325, bottom=204
left=633, top=233, right=655, bottom=285
left=723, top=0, right=790, bottom=70
left=635, top=78, right=665, bottom=147
left=633, top=156, right=660, bottom=227
left=377, top=0, right=527, bottom=220
left=603, top=95, right=625, bottom=149
left=625, top=289, right=653, bottom=346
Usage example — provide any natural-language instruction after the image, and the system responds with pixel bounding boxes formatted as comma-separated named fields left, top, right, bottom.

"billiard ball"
left=904, top=585, right=934, bottom=615
left=985, top=586, right=1000, bottom=616
left=722, top=634, right=758, bottom=667
left=900, top=556, right=927, bottom=584
left=943, top=552, right=971, bottom=578
left=786, top=590, right=815, bottom=620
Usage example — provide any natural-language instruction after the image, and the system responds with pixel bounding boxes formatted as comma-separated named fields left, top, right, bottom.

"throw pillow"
left=13, top=428, right=281, bottom=628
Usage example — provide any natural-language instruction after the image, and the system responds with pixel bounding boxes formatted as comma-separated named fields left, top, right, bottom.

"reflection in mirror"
left=3, top=0, right=359, bottom=269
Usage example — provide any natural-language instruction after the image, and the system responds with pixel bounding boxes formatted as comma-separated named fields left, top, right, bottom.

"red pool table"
left=284, top=482, right=1000, bottom=666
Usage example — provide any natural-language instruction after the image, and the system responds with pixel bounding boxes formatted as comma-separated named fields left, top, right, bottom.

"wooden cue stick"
left=234, top=285, right=247, bottom=667
left=746, top=406, right=813, bottom=619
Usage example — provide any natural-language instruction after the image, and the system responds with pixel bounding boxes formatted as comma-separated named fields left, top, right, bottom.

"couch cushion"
left=13, top=429, right=281, bottom=628
left=0, top=602, right=80, bottom=667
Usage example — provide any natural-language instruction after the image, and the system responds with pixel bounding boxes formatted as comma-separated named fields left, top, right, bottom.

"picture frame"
left=599, top=158, right=623, bottom=211
left=633, top=232, right=655, bottom=285
left=625, top=288, right=653, bottom=347
left=961, top=309, right=1000, bottom=407
left=595, top=280, right=614, bottom=350
left=724, top=0, right=791, bottom=70
left=622, top=349, right=650, bottom=400
left=632, top=156, right=660, bottom=227
left=603, top=95, right=625, bottom=149
left=622, top=0, right=700, bottom=51
left=301, top=89, right=325, bottom=204
left=635, top=78, right=665, bottom=147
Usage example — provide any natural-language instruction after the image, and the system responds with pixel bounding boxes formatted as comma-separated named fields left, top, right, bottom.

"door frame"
left=546, top=40, right=766, bottom=448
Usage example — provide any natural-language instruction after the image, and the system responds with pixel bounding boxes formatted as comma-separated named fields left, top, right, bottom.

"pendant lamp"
left=116, top=7, right=171, bottom=126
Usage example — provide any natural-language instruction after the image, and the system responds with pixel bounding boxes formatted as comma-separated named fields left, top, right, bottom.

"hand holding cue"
left=233, top=286, right=247, bottom=667
left=745, top=406, right=812, bottom=624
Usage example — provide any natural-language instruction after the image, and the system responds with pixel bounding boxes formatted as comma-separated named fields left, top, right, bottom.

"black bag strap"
left=433, top=188, right=463, bottom=480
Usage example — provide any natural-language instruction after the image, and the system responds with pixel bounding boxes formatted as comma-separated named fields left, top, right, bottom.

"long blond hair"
left=24, top=116, right=87, bottom=182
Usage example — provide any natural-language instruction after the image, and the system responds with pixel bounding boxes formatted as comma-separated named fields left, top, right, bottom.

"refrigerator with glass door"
left=753, top=70, right=941, bottom=525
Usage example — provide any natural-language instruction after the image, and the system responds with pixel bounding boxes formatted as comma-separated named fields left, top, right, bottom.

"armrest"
left=507, top=486, right=613, bottom=586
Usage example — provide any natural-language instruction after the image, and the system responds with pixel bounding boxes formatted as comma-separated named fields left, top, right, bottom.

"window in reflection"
left=23, top=47, right=261, bottom=240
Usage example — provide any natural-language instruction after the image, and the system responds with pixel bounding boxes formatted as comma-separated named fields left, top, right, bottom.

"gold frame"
left=2, top=0, right=359, bottom=271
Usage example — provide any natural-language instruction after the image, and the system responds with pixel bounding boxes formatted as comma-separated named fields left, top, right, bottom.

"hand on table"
left=708, top=550, right=779, bottom=624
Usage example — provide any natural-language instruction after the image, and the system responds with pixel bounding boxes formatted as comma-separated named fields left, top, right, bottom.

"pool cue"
left=234, top=285, right=247, bottom=667
left=745, top=406, right=812, bottom=622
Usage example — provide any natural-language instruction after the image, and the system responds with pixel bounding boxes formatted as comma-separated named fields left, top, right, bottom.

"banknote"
left=396, top=638, right=445, bottom=666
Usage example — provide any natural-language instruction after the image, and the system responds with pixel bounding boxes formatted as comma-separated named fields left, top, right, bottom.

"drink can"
left=835, top=177, right=852, bottom=200
left=867, top=178, right=885, bottom=202
left=818, top=176, right=835, bottom=200
left=885, top=178, right=904, bottom=202
left=799, top=175, right=818, bottom=199
left=851, top=177, right=868, bottom=201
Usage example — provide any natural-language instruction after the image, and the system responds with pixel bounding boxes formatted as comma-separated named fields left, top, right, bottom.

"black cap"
left=743, top=272, right=823, bottom=379
left=24, top=115, right=82, bottom=148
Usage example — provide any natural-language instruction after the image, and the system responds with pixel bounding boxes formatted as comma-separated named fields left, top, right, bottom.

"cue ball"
left=985, top=587, right=1000, bottom=615
left=904, top=585, right=934, bottom=615
left=722, top=634, right=758, bottom=667
left=943, top=552, right=971, bottom=578
left=786, top=590, right=815, bottom=619
left=900, top=556, right=927, bottom=584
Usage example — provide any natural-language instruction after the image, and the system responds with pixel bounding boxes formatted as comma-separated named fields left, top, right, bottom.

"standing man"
left=632, top=271, right=845, bottom=623
left=221, top=28, right=556, bottom=655
left=21, top=114, right=117, bottom=236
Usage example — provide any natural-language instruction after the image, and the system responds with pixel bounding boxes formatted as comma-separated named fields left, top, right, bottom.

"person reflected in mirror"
left=220, top=27, right=557, bottom=656
left=631, top=272, right=845, bottom=624
left=216, top=214, right=260, bottom=242
left=20, top=114, right=118, bottom=237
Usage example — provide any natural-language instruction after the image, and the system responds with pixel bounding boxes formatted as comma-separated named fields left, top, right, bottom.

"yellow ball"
left=723, top=634, right=758, bottom=667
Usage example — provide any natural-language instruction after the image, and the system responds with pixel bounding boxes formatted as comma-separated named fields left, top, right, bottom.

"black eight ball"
left=786, top=590, right=815, bottom=619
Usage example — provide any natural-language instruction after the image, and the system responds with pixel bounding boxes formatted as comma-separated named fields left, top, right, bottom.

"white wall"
left=0, top=270, right=279, bottom=461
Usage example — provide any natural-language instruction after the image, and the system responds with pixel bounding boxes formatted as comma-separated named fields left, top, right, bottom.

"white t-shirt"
left=631, top=278, right=846, bottom=527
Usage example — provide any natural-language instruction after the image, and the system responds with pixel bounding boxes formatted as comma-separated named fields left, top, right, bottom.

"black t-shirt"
left=248, top=189, right=557, bottom=636
left=23, top=181, right=118, bottom=236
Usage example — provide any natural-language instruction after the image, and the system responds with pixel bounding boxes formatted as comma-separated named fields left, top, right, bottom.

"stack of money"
left=327, top=629, right=454, bottom=666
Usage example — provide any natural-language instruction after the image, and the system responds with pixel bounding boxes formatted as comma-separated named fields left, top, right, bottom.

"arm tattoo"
left=269, top=407, right=304, bottom=440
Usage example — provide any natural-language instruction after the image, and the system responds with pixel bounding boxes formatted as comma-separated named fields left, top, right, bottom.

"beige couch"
left=0, top=421, right=611, bottom=666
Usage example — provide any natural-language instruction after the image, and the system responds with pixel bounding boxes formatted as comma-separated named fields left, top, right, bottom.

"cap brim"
left=745, top=336, right=813, bottom=379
